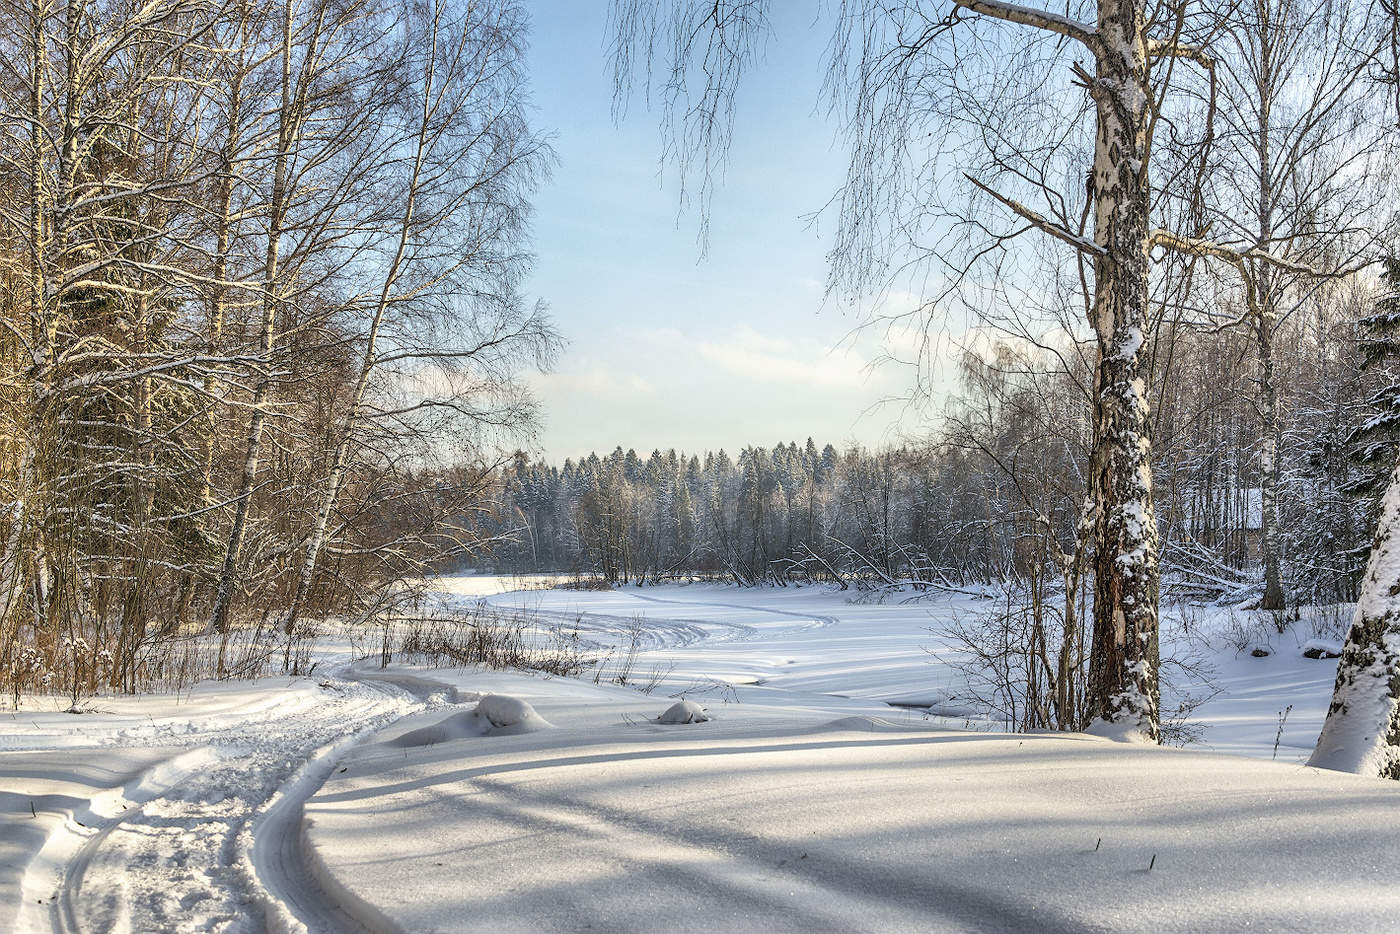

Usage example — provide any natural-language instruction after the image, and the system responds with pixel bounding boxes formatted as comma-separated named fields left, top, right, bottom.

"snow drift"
left=388, top=695, right=552, bottom=747
left=657, top=700, right=710, bottom=724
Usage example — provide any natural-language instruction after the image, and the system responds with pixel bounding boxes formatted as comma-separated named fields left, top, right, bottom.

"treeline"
left=489, top=281, right=1383, bottom=604
left=1, top=0, right=552, bottom=698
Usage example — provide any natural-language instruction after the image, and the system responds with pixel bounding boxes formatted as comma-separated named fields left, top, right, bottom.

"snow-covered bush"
left=1217, top=609, right=1273, bottom=656
left=396, top=603, right=587, bottom=677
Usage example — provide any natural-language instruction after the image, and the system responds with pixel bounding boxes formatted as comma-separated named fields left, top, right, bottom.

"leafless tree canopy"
left=609, top=0, right=1397, bottom=747
left=0, top=0, right=556, bottom=697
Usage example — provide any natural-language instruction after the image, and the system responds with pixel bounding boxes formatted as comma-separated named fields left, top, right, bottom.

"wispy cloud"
left=526, top=318, right=989, bottom=458
left=539, top=357, right=656, bottom=399
left=693, top=325, right=876, bottom=389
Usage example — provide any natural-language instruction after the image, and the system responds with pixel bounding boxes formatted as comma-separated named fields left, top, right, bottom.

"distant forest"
left=482, top=315, right=1386, bottom=604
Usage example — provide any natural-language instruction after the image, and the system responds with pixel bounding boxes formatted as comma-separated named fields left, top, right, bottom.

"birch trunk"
left=1256, top=291, right=1285, bottom=611
left=210, top=0, right=298, bottom=635
left=944, top=0, right=1164, bottom=738
left=1252, top=31, right=1285, bottom=611
left=1084, top=0, right=1161, bottom=740
left=0, top=0, right=51, bottom=628
left=199, top=35, right=247, bottom=510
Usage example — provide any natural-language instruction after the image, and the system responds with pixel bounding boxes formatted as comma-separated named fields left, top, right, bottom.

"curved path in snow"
left=484, top=588, right=839, bottom=655
left=248, top=666, right=469, bottom=934
left=21, top=662, right=465, bottom=934
left=510, top=604, right=736, bottom=652
left=15, top=587, right=857, bottom=932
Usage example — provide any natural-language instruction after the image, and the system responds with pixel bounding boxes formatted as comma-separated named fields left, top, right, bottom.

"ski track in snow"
left=620, top=591, right=839, bottom=632
left=13, top=592, right=827, bottom=934
left=488, top=590, right=837, bottom=655
left=46, top=748, right=217, bottom=934
left=515, top=604, right=754, bottom=651
left=17, top=662, right=464, bottom=934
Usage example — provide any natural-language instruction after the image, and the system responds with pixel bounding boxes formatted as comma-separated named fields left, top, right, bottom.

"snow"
left=1083, top=715, right=1159, bottom=743
left=473, top=583, right=1338, bottom=759
left=0, top=747, right=203, bottom=931
left=657, top=699, right=710, bottom=723
left=1, top=657, right=437, bottom=932
left=475, top=693, right=550, bottom=731
left=479, top=583, right=962, bottom=710
left=305, top=668, right=1400, bottom=934
left=388, top=695, right=553, bottom=746
left=4, top=576, right=1399, bottom=931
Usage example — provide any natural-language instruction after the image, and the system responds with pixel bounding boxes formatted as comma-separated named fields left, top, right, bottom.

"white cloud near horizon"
left=527, top=319, right=966, bottom=461
left=694, top=325, right=876, bottom=390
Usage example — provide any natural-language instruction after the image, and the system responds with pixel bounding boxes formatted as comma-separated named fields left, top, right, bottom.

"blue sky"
left=519, top=2, right=926, bottom=461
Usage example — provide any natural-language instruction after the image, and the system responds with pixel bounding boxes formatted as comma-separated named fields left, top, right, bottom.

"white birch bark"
left=0, top=0, right=52, bottom=630
left=1081, top=0, right=1161, bottom=741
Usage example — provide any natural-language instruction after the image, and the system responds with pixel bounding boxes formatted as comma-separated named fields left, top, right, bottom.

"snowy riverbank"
left=3, top=578, right=1391, bottom=932
left=308, top=667, right=1400, bottom=933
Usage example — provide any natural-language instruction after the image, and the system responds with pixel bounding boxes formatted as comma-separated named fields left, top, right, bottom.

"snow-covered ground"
left=309, top=670, right=1400, bottom=933
left=477, top=583, right=1347, bottom=761
left=3, top=578, right=1395, bottom=932
left=1, top=660, right=447, bottom=932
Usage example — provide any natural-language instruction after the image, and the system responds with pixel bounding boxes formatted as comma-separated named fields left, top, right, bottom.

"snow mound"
left=386, top=712, right=483, bottom=747
left=388, top=695, right=551, bottom=747
left=1083, top=717, right=1158, bottom=744
left=475, top=694, right=551, bottom=733
left=657, top=700, right=710, bottom=724
left=1301, top=638, right=1343, bottom=659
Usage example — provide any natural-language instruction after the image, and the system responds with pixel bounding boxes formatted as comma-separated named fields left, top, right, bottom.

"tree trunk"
left=209, top=0, right=297, bottom=636
left=1253, top=39, right=1285, bottom=610
left=1257, top=300, right=1285, bottom=610
left=0, top=0, right=49, bottom=630
left=1309, top=449, right=1400, bottom=778
left=1085, top=0, right=1161, bottom=741
left=200, top=37, right=246, bottom=510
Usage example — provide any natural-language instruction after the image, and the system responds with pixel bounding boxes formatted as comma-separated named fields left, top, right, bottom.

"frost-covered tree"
left=1310, top=259, right=1400, bottom=778
left=608, top=0, right=1235, bottom=740
left=279, top=0, right=553, bottom=637
left=1178, top=0, right=1390, bottom=610
left=0, top=0, right=553, bottom=698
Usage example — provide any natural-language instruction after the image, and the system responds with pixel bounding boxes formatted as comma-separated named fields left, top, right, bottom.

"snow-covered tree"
left=1310, top=260, right=1400, bottom=777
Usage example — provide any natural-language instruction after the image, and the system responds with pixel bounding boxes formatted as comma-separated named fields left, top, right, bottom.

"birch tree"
left=1182, top=0, right=1389, bottom=610
left=0, top=0, right=554, bottom=697
left=0, top=0, right=220, bottom=663
left=610, top=0, right=1228, bottom=739
left=281, top=0, right=554, bottom=637
left=208, top=0, right=398, bottom=634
